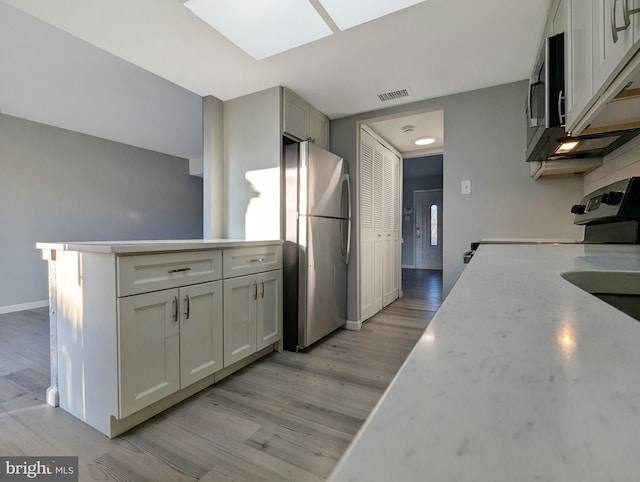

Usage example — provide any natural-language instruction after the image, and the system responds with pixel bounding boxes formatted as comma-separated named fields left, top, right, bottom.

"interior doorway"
left=414, top=189, right=443, bottom=270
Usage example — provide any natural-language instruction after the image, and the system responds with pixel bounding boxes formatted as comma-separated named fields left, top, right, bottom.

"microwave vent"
left=377, top=87, right=413, bottom=102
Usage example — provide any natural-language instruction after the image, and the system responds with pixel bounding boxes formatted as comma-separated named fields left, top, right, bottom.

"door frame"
left=413, top=188, right=443, bottom=270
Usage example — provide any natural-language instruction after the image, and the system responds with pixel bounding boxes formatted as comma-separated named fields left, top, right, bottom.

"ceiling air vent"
left=377, top=87, right=413, bottom=102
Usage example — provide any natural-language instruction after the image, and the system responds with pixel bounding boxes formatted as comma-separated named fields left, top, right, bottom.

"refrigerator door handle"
left=341, top=173, right=351, bottom=265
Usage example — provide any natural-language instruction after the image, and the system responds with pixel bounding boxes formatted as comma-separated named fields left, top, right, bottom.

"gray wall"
left=331, top=81, right=585, bottom=322
left=402, top=155, right=443, bottom=267
left=0, top=113, right=203, bottom=311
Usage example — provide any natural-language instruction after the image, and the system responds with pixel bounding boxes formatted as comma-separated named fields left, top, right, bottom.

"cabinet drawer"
left=118, top=250, right=222, bottom=296
left=223, top=245, right=282, bottom=278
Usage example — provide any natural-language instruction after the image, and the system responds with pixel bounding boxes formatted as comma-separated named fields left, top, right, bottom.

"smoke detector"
left=401, top=125, right=415, bottom=133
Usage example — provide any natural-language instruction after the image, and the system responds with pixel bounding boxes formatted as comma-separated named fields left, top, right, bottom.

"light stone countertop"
left=36, top=238, right=282, bottom=254
left=330, top=243, right=640, bottom=482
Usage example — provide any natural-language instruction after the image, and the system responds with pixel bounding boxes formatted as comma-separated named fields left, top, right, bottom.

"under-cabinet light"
left=555, top=140, right=579, bottom=154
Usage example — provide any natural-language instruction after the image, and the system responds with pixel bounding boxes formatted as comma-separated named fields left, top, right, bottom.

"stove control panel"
left=573, top=177, right=640, bottom=225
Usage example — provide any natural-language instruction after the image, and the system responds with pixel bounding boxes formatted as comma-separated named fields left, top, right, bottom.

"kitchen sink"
left=561, top=271, right=640, bottom=322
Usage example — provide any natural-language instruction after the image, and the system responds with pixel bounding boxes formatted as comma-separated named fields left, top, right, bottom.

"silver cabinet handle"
left=250, top=258, right=265, bottom=263
left=612, top=0, right=630, bottom=43
left=260, top=280, right=265, bottom=299
left=252, top=281, right=258, bottom=300
left=184, top=295, right=190, bottom=320
left=172, top=296, right=178, bottom=322
left=558, top=90, right=566, bottom=127
left=168, top=267, right=191, bottom=273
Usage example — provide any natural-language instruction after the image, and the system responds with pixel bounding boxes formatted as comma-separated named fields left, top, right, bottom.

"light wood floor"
left=0, top=270, right=442, bottom=481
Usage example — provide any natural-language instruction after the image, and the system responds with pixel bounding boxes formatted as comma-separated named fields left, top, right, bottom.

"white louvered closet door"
left=359, top=127, right=401, bottom=322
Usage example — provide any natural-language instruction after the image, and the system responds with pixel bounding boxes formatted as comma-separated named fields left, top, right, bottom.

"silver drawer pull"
left=250, top=258, right=265, bottom=263
left=168, top=267, right=192, bottom=273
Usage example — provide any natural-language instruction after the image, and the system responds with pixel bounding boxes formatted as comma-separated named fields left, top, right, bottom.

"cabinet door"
left=566, top=0, right=594, bottom=131
left=118, top=289, right=180, bottom=418
left=179, top=281, right=223, bottom=388
left=635, top=0, right=640, bottom=43
left=223, top=275, right=257, bottom=367
left=256, top=270, right=282, bottom=351
left=592, top=0, right=635, bottom=92
left=309, top=106, right=330, bottom=150
left=282, top=89, right=309, bottom=141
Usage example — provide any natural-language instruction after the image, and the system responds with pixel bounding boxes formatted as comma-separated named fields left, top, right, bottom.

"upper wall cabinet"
left=592, top=0, right=635, bottom=93
left=565, top=0, right=593, bottom=129
left=558, top=0, right=640, bottom=134
left=282, top=88, right=330, bottom=150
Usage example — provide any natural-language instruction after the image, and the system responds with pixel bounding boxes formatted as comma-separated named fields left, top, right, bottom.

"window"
left=430, top=204, right=438, bottom=246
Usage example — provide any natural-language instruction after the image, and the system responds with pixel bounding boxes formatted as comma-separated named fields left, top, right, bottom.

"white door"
left=414, top=190, right=443, bottom=270
left=179, top=281, right=223, bottom=388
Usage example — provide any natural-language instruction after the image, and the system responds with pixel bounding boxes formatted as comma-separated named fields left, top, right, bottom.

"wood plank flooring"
left=0, top=269, right=442, bottom=481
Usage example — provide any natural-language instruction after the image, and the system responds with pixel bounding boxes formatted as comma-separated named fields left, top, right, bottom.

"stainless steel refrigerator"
left=283, top=141, right=351, bottom=351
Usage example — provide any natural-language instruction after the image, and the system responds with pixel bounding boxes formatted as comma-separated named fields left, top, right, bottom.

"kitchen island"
left=330, top=243, right=640, bottom=481
left=37, top=239, right=283, bottom=437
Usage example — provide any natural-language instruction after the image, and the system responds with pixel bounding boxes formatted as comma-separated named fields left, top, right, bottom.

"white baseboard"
left=344, top=319, right=362, bottom=331
left=0, top=300, right=48, bottom=315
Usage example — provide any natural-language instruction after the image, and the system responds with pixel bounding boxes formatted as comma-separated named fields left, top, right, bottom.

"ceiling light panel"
left=318, top=0, right=427, bottom=30
left=184, top=0, right=332, bottom=60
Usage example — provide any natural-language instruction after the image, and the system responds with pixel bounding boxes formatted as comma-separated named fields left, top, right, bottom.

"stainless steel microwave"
left=526, top=32, right=565, bottom=162
left=526, top=32, right=640, bottom=163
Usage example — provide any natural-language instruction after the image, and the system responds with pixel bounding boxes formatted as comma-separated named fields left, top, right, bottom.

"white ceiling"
left=368, top=110, right=444, bottom=157
left=0, top=0, right=552, bottom=160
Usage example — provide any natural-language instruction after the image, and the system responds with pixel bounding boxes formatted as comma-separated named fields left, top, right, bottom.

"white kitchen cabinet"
left=359, top=127, right=401, bottom=322
left=118, top=288, right=181, bottom=418
left=592, top=0, right=636, bottom=95
left=282, top=88, right=309, bottom=142
left=40, top=240, right=282, bottom=437
left=566, top=0, right=594, bottom=131
left=635, top=0, right=640, bottom=43
left=118, top=280, right=224, bottom=418
left=224, top=270, right=282, bottom=367
left=179, top=281, right=224, bottom=388
left=282, top=88, right=330, bottom=150
left=256, top=270, right=282, bottom=350
left=309, top=105, right=330, bottom=150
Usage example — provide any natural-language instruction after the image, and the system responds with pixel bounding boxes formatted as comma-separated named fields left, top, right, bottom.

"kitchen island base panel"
left=38, top=240, right=283, bottom=438
left=107, top=344, right=276, bottom=439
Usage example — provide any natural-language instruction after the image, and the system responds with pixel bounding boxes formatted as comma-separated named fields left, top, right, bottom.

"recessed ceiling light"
left=415, top=137, right=436, bottom=146
left=184, top=0, right=332, bottom=60
left=318, top=0, right=427, bottom=30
